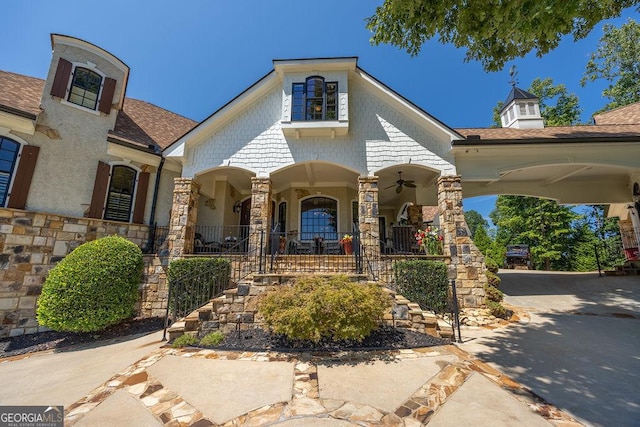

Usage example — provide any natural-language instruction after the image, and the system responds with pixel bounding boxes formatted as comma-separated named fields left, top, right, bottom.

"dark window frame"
left=291, top=76, right=338, bottom=121
left=67, top=66, right=102, bottom=110
left=300, top=196, right=338, bottom=241
left=0, top=137, right=21, bottom=207
left=104, top=165, right=137, bottom=222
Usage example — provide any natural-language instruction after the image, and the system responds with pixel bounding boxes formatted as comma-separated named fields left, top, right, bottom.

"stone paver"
left=74, top=390, right=161, bottom=427
left=147, top=355, right=295, bottom=425
left=428, top=372, right=552, bottom=426
left=60, top=344, right=577, bottom=427
left=317, top=354, right=456, bottom=413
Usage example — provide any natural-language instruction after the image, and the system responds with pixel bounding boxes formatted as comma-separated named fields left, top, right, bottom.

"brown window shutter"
left=7, top=145, right=40, bottom=209
left=98, top=77, right=116, bottom=114
left=132, top=171, right=149, bottom=224
left=50, top=58, right=72, bottom=98
left=88, top=161, right=110, bottom=218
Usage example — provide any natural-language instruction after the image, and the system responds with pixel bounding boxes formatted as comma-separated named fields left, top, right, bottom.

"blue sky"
left=1, top=1, right=639, bottom=221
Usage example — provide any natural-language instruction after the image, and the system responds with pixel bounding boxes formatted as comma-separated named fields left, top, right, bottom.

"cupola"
left=499, top=86, right=544, bottom=129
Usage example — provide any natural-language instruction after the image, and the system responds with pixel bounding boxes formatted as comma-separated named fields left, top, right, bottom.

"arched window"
left=0, top=137, right=20, bottom=207
left=300, top=196, right=337, bottom=241
left=292, top=76, right=337, bottom=121
left=104, top=165, right=137, bottom=222
left=68, top=67, right=102, bottom=110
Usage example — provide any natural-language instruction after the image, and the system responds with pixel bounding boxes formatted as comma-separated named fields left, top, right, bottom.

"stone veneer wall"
left=437, top=176, right=487, bottom=307
left=0, top=207, right=167, bottom=338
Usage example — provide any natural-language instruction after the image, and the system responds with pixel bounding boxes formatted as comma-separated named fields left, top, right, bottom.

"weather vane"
left=509, top=65, right=518, bottom=87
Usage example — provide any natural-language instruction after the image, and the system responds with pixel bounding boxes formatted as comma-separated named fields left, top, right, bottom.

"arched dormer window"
left=292, top=76, right=337, bottom=121
left=68, top=67, right=102, bottom=110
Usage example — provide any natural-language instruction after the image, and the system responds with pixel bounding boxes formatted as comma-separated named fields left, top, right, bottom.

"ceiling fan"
left=386, top=171, right=416, bottom=193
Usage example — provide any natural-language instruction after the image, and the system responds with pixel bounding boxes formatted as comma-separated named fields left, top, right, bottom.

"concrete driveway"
left=458, top=270, right=640, bottom=427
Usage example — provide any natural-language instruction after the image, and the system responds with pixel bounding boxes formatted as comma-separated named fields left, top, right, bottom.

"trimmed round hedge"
left=37, top=235, right=144, bottom=333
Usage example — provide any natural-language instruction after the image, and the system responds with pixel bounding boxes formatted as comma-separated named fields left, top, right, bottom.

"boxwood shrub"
left=259, top=275, right=390, bottom=343
left=393, top=260, right=449, bottom=314
left=37, top=235, right=143, bottom=333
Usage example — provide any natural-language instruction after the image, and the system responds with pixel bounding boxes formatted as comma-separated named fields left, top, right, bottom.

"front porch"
left=164, top=173, right=489, bottom=308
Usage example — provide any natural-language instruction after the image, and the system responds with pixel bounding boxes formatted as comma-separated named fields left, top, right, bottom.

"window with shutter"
left=0, top=137, right=20, bottom=207
left=104, top=165, right=137, bottom=222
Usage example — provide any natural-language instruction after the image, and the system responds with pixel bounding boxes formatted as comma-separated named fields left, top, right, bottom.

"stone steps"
left=167, top=274, right=454, bottom=342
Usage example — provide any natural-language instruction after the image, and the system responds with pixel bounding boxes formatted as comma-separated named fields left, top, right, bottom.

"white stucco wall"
left=183, top=72, right=455, bottom=179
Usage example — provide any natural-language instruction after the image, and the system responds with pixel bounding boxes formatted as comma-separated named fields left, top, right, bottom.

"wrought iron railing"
left=162, top=261, right=232, bottom=339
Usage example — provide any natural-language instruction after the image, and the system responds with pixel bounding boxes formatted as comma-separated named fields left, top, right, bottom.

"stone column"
left=168, top=178, right=201, bottom=260
left=248, top=177, right=272, bottom=259
left=358, top=176, right=381, bottom=277
left=437, top=175, right=486, bottom=307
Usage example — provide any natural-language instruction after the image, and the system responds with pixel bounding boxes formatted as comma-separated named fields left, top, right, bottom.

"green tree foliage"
left=492, top=78, right=581, bottom=126
left=37, top=236, right=143, bottom=333
left=464, top=210, right=488, bottom=238
left=366, top=0, right=638, bottom=71
left=569, top=206, right=625, bottom=270
left=472, top=225, right=493, bottom=257
left=582, top=19, right=640, bottom=111
left=490, top=196, right=578, bottom=270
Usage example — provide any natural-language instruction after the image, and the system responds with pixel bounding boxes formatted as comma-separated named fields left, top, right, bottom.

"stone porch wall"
left=0, top=207, right=166, bottom=338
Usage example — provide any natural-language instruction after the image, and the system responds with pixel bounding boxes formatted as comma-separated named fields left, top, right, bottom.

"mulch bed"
left=1, top=316, right=450, bottom=359
left=198, top=326, right=450, bottom=352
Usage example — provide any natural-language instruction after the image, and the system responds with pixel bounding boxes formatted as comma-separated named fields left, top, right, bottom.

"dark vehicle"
left=504, top=244, right=532, bottom=269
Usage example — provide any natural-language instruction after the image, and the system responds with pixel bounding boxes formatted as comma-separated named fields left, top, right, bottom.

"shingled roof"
left=455, top=98, right=640, bottom=145
left=0, top=70, right=44, bottom=118
left=593, top=102, right=640, bottom=125
left=0, top=69, right=196, bottom=151
left=454, top=124, right=640, bottom=144
left=109, top=98, right=197, bottom=150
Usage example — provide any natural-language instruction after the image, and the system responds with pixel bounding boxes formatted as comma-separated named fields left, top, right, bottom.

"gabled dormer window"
left=68, top=67, right=102, bottom=110
left=292, top=76, right=338, bottom=121
left=50, top=58, right=117, bottom=115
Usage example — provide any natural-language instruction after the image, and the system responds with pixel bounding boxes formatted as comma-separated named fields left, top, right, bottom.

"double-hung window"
left=292, top=76, right=338, bottom=121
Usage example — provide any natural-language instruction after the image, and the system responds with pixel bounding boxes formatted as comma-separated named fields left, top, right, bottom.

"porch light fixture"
left=233, top=201, right=242, bottom=213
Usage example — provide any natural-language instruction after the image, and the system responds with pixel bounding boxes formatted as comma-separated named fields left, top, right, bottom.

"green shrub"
left=486, top=270, right=502, bottom=288
left=259, top=275, right=390, bottom=343
left=393, top=260, right=449, bottom=313
left=484, top=283, right=504, bottom=302
left=484, top=257, right=499, bottom=274
left=37, top=235, right=143, bottom=333
left=199, top=331, right=225, bottom=346
left=172, top=333, right=198, bottom=348
left=167, top=258, right=231, bottom=316
left=487, top=300, right=511, bottom=319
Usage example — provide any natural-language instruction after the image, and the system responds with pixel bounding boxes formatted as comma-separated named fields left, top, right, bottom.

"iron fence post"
left=450, top=279, right=462, bottom=343
left=595, top=243, right=602, bottom=277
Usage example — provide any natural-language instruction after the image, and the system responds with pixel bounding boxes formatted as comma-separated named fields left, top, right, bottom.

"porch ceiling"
left=271, top=163, right=359, bottom=192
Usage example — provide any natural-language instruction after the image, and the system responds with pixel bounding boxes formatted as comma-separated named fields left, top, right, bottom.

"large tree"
left=366, top=0, right=638, bottom=71
left=581, top=18, right=640, bottom=111
left=492, top=78, right=581, bottom=126
left=490, top=196, right=578, bottom=270
left=464, top=209, right=488, bottom=238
